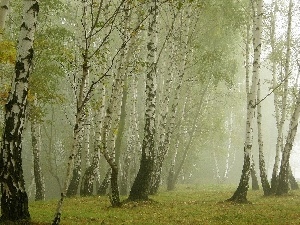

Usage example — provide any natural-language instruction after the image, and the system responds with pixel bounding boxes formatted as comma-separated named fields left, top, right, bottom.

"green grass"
left=29, top=185, right=300, bottom=225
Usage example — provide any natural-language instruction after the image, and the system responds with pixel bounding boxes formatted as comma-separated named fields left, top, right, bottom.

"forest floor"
left=29, top=184, right=300, bottom=225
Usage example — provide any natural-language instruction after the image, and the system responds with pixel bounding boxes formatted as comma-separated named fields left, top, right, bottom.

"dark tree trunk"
left=66, top=164, right=81, bottom=197
left=120, top=154, right=131, bottom=195
left=0, top=0, right=39, bottom=221
left=276, top=165, right=289, bottom=195
left=258, top=161, right=271, bottom=196
left=149, top=164, right=162, bottom=195
left=33, top=156, right=45, bottom=201
left=167, top=165, right=175, bottom=191
left=289, top=169, right=299, bottom=190
left=128, top=153, right=153, bottom=201
left=52, top=193, right=63, bottom=225
left=270, top=172, right=278, bottom=194
left=80, top=166, right=94, bottom=196
left=97, top=168, right=111, bottom=196
left=1, top=189, right=30, bottom=222
left=80, top=150, right=100, bottom=196
left=31, top=117, right=45, bottom=201
left=110, top=166, right=121, bottom=207
left=250, top=160, right=259, bottom=191
left=227, top=149, right=251, bottom=203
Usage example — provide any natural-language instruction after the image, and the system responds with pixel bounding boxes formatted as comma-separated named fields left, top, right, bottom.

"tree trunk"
left=257, top=80, right=271, bottom=195
left=81, top=85, right=105, bottom=196
left=227, top=149, right=251, bottom=203
left=128, top=152, right=153, bottom=201
left=110, top=165, right=121, bottom=207
left=30, top=96, right=45, bottom=201
left=271, top=0, right=292, bottom=194
left=0, top=0, right=39, bottom=222
left=128, top=0, right=158, bottom=201
left=276, top=89, right=300, bottom=195
left=120, top=146, right=132, bottom=195
left=227, top=0, right=262, bottom=203
left=97, top=168, right=111, bottom=196
left=275, top=0, right=294, bottom=196
left=250, top=158, right=259, bottom=191
left=289, top=167, right=299, bottom=190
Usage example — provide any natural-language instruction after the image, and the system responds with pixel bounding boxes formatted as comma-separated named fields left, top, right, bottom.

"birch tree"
left=29, top=94, right=45, bottom=200
left=277, top=84, right=300, bottom=195
left=257, top=79, right=271, bottom=195
left=227, top=0, right=263, bottom=203
left=275, top=0, right=298, bottom=194
left=0, top=0, right=39, bottom=221
left=270, top=0, right=293, bottom=193
left=128, top=0, right=158, bottom=201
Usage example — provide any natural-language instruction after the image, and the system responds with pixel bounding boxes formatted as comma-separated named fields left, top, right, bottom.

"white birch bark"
left=228, top=0, right=262, bottom=203
left=276, top=0, right=296, bottom=195
left=257, top=79, right=271, bottom=195
left=0, top=0, right=39, bottom=221
left=271, top=0, right=292, bottom=192
left=128, top=0, right=158, bottom=201
left=277, top=87, right=300, bottom=195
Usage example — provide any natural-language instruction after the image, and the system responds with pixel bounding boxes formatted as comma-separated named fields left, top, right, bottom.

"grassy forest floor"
left=29, top=185, right=300, bottom=225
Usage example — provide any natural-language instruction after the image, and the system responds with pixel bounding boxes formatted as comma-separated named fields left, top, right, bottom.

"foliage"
left=28, top=185, right=300, bottom=224
left=0, top=40, right=16, bottom=64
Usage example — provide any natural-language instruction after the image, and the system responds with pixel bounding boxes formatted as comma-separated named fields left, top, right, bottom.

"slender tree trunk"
left=276, top=88, right=300, bottom=195
left=257, top=80, right=271, bottom=195
left=227, top=0, right=262, bottom=203
left=271, top=0, right=292, bottom=194
left=30, top=95, right=45, bottom=200
left=250, top=158, right=259, bottom=190
left=150, top=4, right=197, bottom=194
left=167, top=85, right=207, bottom=190
left=81, top=85, right=106, bottom=196
left=167, top=96, right=188, bottom=191
left=0, top=0, right=39, bottom=222
left=97, top=168, right=111, bottom=196
left=222, top=111, right=237, bottom=182
left=289, top=165, right=299, bottom=190
left=120, top=74, right=140, bottom=195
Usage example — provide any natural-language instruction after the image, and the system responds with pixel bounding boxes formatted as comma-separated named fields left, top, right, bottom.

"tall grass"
left=29, top=184, right=300, bottom=224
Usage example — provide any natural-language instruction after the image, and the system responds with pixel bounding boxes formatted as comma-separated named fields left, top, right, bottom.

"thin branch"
left=255, top=71, right=291, bottom=106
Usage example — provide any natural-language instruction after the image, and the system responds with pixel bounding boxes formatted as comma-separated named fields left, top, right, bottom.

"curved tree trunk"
left=0, top=0, right=39, bottom=222
left=276, top=89, right=300, bottom=195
